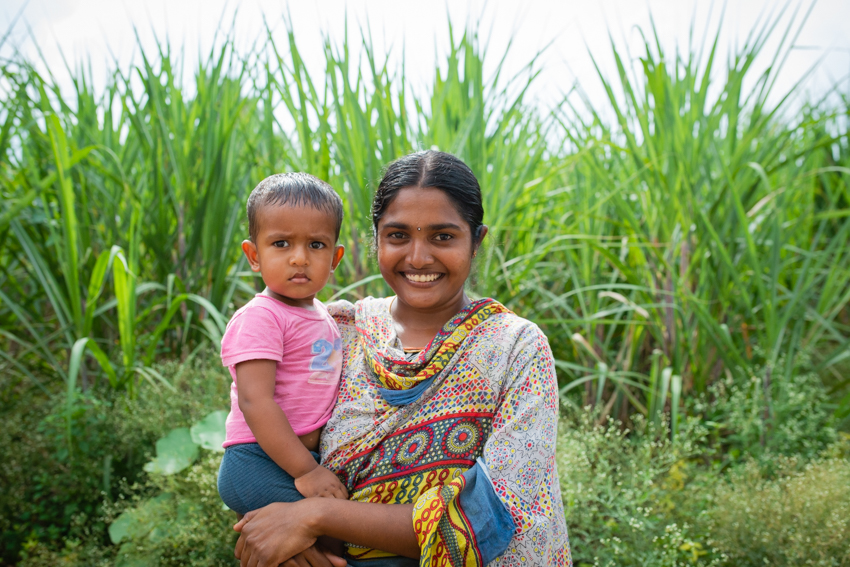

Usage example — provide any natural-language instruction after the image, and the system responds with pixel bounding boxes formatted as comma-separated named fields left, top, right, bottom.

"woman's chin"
left=394, top=287, right=466, bottom=313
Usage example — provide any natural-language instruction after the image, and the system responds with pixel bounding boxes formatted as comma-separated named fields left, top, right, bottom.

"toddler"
left=217, top=172, right=348, bottom=515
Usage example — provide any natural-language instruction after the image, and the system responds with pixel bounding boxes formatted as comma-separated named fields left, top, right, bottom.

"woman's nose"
left=407, top=238, right=433, bottom=268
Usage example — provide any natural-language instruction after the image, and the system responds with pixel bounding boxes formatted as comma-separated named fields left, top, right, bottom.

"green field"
left=1, top=7, right=849, bottom=566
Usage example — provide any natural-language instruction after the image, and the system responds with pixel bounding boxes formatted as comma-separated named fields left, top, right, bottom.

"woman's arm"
left=234, top=498, right=418, bottom=567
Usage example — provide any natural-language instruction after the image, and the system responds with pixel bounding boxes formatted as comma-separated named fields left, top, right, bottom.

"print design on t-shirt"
left=307, top=337, right=342, bottom=385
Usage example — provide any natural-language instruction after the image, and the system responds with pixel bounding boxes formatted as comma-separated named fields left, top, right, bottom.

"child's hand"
left=294, top=465, right=349, bottom=499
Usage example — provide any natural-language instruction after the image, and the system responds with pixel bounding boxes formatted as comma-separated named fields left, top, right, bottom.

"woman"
left=234, top=151, right=571, bottom=566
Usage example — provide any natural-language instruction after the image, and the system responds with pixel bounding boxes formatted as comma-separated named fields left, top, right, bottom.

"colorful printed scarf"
left=357, top=298, right=511, bottom=392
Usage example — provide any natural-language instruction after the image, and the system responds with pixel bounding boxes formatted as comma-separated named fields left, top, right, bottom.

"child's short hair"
left=247, top=173, right=344, bottom=242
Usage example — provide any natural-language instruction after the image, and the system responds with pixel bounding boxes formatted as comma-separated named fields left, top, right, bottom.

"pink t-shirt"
left=220, top=294, right=342, bottom=447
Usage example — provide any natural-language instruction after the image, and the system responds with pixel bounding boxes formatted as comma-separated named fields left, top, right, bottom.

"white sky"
left=2, top=0, right=849, bottom=116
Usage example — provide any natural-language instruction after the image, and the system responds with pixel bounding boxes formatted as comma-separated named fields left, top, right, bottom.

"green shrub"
left=105, top=452, right=237, bottom=567
left=691, top=358, right=838, bottom=462
left=17, top=451, right=237, bottom=567
left=557, top=407, right=723, bottom=567
left=557, top=402, right=849, bottom=567
left=0, top=352, right=230, bottom=563
left=707, top=454, right=850, bottom=566
left=0, top=389, right=127, bottom=564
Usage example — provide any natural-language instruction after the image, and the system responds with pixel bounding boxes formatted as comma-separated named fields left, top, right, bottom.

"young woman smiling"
left=234, top=151, right=571, bottom=567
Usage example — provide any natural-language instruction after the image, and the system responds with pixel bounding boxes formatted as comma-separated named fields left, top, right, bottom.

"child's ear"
left=330, top=245, right=345, bottom=272
left=242, top=240, right=261, bottom=272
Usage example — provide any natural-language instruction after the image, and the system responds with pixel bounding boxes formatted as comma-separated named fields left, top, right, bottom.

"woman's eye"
left=273, top=240, right=289, bottom=248
left=434, top=233, right=453, bottom=242
left=387, top=232, right=407, bottom=240
left=310, top=242, right=326, bottom=249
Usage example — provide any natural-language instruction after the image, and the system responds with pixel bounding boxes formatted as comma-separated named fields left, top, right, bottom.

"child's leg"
left=217, top=443, right=320, bottom=515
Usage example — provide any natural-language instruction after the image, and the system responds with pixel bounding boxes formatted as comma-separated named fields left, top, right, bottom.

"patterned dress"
left=321, top=297, right=571, bottom=567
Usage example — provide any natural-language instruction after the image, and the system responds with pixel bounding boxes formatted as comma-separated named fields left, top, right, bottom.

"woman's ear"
left=242, top=240, right=261, bottom=272
left=473, top=225, right=489, bottom=256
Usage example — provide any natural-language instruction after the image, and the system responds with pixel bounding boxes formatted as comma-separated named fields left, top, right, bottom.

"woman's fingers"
left=235, top=530, right=246, bottom=559
left=302, top=546, right=334, bottom=567
left=231, top=501, right=321, bottom=566
left=234, top=509, right=255, bottom=532
left=283, top=547, right=336, bottom=567
left=236, top=535, right=249, bottom=566
left=323, top=549, right=348, bottom=567
left=238, top=532, right=254, bottom=567
left=242, top=541, right=271, bottom=567
left=281, top=555, right=309, bottom=567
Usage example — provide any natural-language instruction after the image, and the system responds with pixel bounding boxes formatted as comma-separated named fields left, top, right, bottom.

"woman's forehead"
left=379, top=186, right=468, bottom=228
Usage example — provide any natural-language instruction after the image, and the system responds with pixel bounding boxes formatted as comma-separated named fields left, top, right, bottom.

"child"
left=217, top=172, right=348, bottom=515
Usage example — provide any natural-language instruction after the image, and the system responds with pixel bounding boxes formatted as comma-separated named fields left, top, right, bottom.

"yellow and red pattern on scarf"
left=413, top=475, right=483, bottom=566
left=357, top=299, right=511, bottom=391
left=337, top=298, right=511, bottom=564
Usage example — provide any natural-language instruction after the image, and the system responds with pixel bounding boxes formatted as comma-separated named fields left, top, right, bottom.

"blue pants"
left=217, top=443, right=320, bottom=515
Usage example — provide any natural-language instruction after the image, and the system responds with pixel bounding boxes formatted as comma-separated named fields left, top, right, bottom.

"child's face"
left=242, top=204, right=344, bottom=308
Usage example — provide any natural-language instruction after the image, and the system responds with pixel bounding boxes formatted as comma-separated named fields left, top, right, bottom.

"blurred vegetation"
left=1, top=2, right=849, bottom=565
left=708, top=452, right=850, bottom=566
left=558, top=407, right=850, bottom=567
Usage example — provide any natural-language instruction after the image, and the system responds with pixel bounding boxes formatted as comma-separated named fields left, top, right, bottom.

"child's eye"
left=273, top=240, right=289, bottom=248
left=309, top=242, right=326, bottom=249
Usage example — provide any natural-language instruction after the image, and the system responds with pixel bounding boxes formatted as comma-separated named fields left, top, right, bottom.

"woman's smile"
left=402, top=272, right=444, bottom=284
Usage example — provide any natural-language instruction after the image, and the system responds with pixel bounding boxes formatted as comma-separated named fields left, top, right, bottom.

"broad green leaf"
left=108, top=493, right=173, bottom=544
left=190, top=410, right=228, bottom=452
left=143, top=428, right=198, bottom=476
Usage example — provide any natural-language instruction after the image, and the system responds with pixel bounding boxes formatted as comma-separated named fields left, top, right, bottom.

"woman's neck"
left=390, top=292, right=470, bottom=349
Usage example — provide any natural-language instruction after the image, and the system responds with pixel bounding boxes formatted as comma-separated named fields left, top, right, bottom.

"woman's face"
left=376, top=186, right=481, bottom=313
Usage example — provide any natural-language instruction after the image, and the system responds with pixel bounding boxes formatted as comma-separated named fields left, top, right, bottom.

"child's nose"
left=290, top=246, right=308, bottom=266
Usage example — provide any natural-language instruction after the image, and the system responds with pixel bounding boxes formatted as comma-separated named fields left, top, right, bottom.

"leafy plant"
left=707, top=455, right=850, bottom=566
left=0, top=354, right=230, bottom=563
left=104, top=414, right=232, bottom=567
left=557, top=407, right=723, bottom=566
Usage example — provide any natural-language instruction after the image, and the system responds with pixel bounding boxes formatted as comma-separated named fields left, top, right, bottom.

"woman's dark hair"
left=372, top=151, right=485, bottom=246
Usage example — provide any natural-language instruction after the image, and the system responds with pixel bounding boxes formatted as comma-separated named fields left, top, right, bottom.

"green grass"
left=1, top=6, right=848, bottom=439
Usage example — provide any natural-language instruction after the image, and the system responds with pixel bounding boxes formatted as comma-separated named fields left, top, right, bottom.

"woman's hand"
left=234, top=501, right=328, bottom=567
left=235, top=498, right=420, bottom=564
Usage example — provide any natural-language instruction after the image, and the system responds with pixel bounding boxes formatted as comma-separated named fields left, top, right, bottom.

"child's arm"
left=236, top=359, right=348, bottom=500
